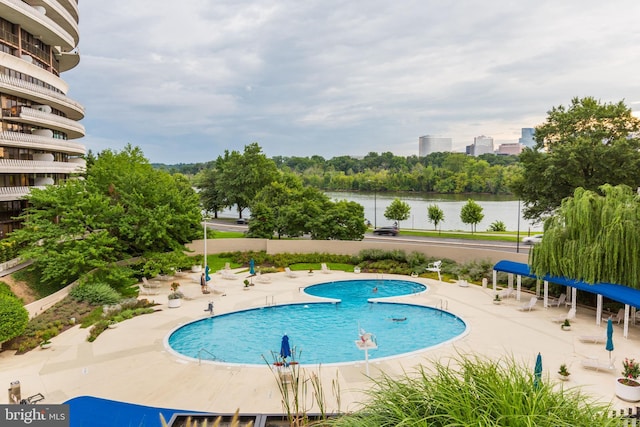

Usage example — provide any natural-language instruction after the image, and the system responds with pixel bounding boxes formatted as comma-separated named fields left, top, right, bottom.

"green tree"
left=216, top=143, right=279, bottom=219
left=531, top=184, right=640, bottom=288
left=427, top=204, right=444, bottom=231
left=194, top=165, right=228, bottom=218
left=460, top=199, right=484, bottom=233
left=511, top=97, right=640, bottom=221
left=384, top=198, right=411, bottom=228
left=11, top=145, right=202, bottom=288
left=0, top=294, right=29, bottom=343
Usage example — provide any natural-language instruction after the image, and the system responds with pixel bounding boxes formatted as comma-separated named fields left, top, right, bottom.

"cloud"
left=67, top=0, right=640, bottom=163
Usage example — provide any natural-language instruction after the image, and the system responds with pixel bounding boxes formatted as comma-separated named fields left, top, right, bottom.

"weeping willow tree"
left=530, top=184, right=640, bottom=288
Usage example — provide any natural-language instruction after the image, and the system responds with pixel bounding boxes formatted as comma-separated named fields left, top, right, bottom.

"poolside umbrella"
left=205, top=265, right=210, bottom=282
left=533, top=352, right=542, bottom=389
left=249, top=258, right=255, bottom=275
left=606, top=318, right=614, bottom=367
left=280, top=334, right=291, bottom=362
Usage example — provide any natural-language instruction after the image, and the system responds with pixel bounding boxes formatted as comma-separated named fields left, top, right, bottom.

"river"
left=325, top=191, right=542, bottom=232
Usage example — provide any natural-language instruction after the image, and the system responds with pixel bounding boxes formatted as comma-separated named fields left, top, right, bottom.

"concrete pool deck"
left=1, top=269, right=639, bottom=415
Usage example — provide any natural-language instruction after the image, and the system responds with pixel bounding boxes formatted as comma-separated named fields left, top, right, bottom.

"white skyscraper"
left=418, top=135, right=452, bottom=157
left=472, top=135, right=494, bottom=156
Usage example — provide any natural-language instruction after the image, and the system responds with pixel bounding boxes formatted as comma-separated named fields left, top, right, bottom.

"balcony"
left=0, top=0, right=76, bottom=49
left=0, top=185, right=47, bottom=202
left=4, top=106, right=85, bottom=139
left=0, top=131, right=85, bottom=155
left=0, top=73, right=84, bottom=119
left=0, top=158, right=85, bottom=174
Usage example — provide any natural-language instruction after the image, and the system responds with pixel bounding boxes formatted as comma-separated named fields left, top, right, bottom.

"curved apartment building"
left=0, top=0, right=84, bottom=237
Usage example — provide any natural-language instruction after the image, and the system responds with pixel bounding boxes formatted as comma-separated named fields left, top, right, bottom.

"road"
left=203, top=219, right=531, bottom=254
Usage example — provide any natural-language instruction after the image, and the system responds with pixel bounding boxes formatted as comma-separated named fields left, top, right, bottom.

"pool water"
left=166, top=279, right=466, bottom=365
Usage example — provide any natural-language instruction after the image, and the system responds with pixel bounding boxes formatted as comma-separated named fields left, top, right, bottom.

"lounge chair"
left=425, top=260, right=442, bottom=281
left=353, top=266, right=361, bottom=274
left=284, top=267, right=297, bottom=278
left=320, top=263, right=331, bottom=274
left=548, top=293, right=566, bottom=308
left=255, top=272, right=271, bottom=283
left=610, top=308, right=625, bottom=324
left=581, top=356, right=616, bottom=372
left=142, top=277, right=161, bottom=288
left=551, top=308, right=576, bottom=323
left=221, top=270, right=238, bottom=280
left=518, top=296, right=538, bottom=311
left=498, top=288, right=515, bottom=299
left=137, top=283, right=159, bottom=296
left=578, top=334, right=607, bottom=343
left=217, top=262, right=231, bottom=275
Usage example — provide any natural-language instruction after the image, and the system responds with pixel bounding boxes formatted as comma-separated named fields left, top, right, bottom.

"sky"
left=64, top=1, right=640, bottom=164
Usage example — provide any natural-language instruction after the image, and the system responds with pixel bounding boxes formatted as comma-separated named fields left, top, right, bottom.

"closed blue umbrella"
left=280, top=334, right=291, bottom=362
left=534, top=352, right=542, bottom=389
left=204, top=265, right=210, bottom=282
left=249, top=259, right=255, bottom=275
left=606, top=318, right=614, bottom=367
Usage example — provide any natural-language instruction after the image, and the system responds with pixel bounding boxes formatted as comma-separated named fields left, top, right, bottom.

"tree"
left=531, top=184, right=640, bottom=288
left=384, top=198, right=411, bottom=228
left=511, top=97, right=640, bottom=221
left=0, top=294, right=28, bottom=343
left=427, top=204, right=444, bottom=231
left=11, top=145, right=202, bottom=288
left=460, top=199, right=484, bottom=233
left=194, top=166, right=227, bottom=218
left=216, top=143, right=279, bottom=219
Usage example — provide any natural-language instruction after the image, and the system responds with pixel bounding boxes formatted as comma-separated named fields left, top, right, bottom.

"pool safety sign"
left=1, top=405, right=69, bottom=426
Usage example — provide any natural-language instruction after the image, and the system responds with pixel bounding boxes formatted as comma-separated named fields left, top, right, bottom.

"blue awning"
left=494, top=260, right=640, bottom=309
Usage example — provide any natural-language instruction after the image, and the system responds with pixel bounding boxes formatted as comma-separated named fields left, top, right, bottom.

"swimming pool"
left=166, top=279, right=467, bottom=365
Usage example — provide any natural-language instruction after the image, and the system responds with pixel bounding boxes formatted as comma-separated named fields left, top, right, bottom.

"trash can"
left=8, top=380, right=21, bottom=404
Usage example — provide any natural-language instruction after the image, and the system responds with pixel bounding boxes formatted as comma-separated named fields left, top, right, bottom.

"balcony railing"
left=0, top=131, right=85, bottom=155
left=0, top=74, right=84, bottom=119
left=0, top=185, right=46, bottom=201
left=3, top=0, right=75, bottom=48
left=18, top=107, right=85, bottom=138
left=0, top=158, right=85, bottom=174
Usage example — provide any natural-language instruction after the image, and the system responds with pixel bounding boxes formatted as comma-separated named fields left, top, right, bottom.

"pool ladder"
left=198, top=348, right=219, bottom=365
left=437, top=299, right=448, bottom=310
left=265, top=295, right=276, bottom=306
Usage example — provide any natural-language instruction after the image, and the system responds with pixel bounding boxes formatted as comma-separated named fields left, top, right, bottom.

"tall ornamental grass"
left=326, top=354, right=615, bottom=427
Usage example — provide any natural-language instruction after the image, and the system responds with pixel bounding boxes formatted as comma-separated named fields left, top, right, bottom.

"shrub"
left=0, top=294, right=29, bottom=342
left=326, top=354, right=615, bottom=426
left=488, top=220, right=507, bottom=232
left=69, top=282, right=121, bottom=305
left=82, top=266, right=137, bottom=296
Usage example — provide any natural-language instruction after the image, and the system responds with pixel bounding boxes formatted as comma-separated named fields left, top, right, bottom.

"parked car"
left=373, top=226, right=399, bottom=236
left=236, top=218, right=249, bottom=225
left=522, top=234, right=543, bottom=245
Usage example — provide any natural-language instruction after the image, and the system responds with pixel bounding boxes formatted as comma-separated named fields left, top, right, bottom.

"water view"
left=325, top=191, right=542, bottom=232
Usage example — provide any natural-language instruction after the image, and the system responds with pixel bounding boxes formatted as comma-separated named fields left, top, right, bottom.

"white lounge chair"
left=284, top=267, right=297, bottom=278
left=498, top=288, right=515, bottom=299
left=610, top=308, right=625, bottom=324
left=221, top=270, right=238, bottom=280
left=578, top=334, right=607, bottom=343
left=425, top=260, right=442, bottom=281
left=137, top=283, right=159, bottom=296
left=217, top=262, right=231, bottom=275
left=518, top=297, right=538, bottom=311
left=142, top=277, right=161, bottom=288
left=255, top=272, right=271, bottom=283
left=551, top=308, right=576, bottom=323
left=353, top=266, right=361, bottom=274
left=548, top=293, right=566, bottom=308
left=581, top=357, right=616, bottom=372
left=320, top=263, right=331, bottom=274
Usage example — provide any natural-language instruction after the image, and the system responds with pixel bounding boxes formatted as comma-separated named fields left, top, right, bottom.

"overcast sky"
left=65, top=1, right=640, bottom=164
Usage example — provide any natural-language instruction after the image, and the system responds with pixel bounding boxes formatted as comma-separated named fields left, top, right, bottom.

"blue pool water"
left=167, top=279, right=467, bottom=365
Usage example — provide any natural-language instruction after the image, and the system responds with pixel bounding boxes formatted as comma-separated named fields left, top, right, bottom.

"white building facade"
left=471, top=135, right=494, bottom=156
left=0, top=0, right=84, bottom=237
left=418, top=135, right=452, bottom=157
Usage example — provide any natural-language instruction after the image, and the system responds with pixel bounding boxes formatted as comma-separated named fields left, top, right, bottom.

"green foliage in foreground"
left=0, top=294, right=28, bottom=342
left=327, top=354, right=615, bottom=427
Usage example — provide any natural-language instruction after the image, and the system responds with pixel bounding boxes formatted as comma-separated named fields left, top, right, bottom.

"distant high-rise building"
left=519, top=128, right=535, bottom=148
left=418, top=135, right=452, bottom=157
left=471, top=135, right=494, bottom=156
left=497, top=143, right=523, bottom=156
left=0, top=2, right=84, bottom=237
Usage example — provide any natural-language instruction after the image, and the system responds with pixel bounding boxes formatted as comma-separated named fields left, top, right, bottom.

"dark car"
left=236, top=218, right=249, bottom=225
left=373, top=226, right=399, bottom=236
